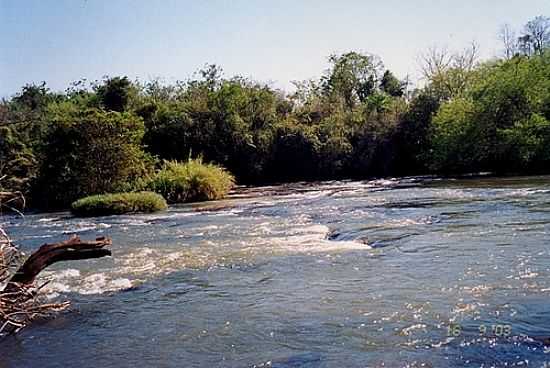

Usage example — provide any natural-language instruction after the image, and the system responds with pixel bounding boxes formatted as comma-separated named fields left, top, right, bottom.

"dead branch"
left=0, top=228, right=20, bottom=286
left=0, top=235, right=112, bottom=336
left=1, top=188, right=113, bottom=335
left=3, top=236, right=112, bottom=293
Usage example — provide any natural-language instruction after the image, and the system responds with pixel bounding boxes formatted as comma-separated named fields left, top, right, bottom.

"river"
left=1, top=176, right=550, bottom=367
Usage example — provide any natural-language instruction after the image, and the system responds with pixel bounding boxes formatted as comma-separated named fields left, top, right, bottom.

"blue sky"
left=1, top=0, right=549, bottom=97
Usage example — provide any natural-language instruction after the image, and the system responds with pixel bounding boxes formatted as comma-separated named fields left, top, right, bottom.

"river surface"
left=1, top=176, right=550, bottom=367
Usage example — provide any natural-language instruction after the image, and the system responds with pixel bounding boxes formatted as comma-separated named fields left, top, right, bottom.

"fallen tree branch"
left=4, top=236, right=112, bottom=292
left=0, top=235, right=112, bottom=335
left=1, top=189, right=114, bottom=335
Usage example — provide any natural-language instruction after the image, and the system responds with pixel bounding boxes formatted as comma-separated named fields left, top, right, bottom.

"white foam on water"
left=61, top=221, right=111, bottom=234
left=369, top=179, right=397, bottom=187
left=90, top=222, right=372, bottom=286
left=372, top=217, right=435, bottom=229
left=270, top=224, right=371, bottom=253
left=40, top=270, right=133, bottom=296
left=40, top=268, right=81, bottom=281
left=75, top=273, right=133, bottom=295
left=21, top=234, right=54, bottom=240
left=401, top=323, right=428, bottom=336
left=433, top=188, right=477, bottom=200
left=37, top=217, right=61, bottom=223
left=114, top=247, right=195, bottom=277
left=506, top=188, right=550, bottom=197
left=200, top=225, right=219, bottom=230
left=35, top=220, right=371, bottom=297
left=516, top=270, right=539, bottom=279
left=208, top=208, right=244, bottom=216
left=123, top=220, right=152, bottom=227
left=140, top=212, right=199, bottom=223
left=283, top=190, right=334, bottom=201
left=45, top=282, right=72, bottom=293
left=288, top=239, right=370, bottom=253
left=56, top=269, right=81, bottom=278
left=109, top=278, right=133, bottom=290
left=249, top=222, right=275, bottom=236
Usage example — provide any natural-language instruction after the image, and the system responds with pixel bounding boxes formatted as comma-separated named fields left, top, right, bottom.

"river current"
left=1, top=176, right=550, bottom=367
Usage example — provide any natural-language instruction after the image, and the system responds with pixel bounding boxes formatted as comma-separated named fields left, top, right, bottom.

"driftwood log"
left=1, top=189, right=112, bottom=334
left=3, top=236, right=112, bottom=293
left=0, top=235, right=112, bottom=335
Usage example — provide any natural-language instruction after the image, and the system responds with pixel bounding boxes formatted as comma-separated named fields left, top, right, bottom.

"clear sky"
left=1, top=0, right=549, bottom=97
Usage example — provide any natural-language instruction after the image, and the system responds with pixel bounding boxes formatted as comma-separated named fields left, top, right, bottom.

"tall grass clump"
left=71, top=191, right=167, bottom=217
left=147, top=159, right=235, bottom=203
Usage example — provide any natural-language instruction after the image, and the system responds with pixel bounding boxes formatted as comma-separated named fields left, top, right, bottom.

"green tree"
left=501, top=113, right=550, bottom=171
left=0, top=83, right=61, bottom=193
left=322, top=51, right=384, bottom=110
left=34, top=108, right=151, bottom=208
left=0, top=125, right=36, bottom=192
left=380, top=70, right=404, bottom=97
left=429, top=98, right=479, bottom=173
left=427, top=50, right=550, bottom=174
left=394, top=89, right=440, bottom=174
left=267, top=121, right=321, bottom=181
left=96, top=76, right=136, bottom=112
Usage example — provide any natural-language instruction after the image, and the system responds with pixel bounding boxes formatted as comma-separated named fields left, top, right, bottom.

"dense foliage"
left=34, top=108, right=152, bottom=208
left=1, top=17, right=549, bottom=210
left=430, top=51, right=550, bottom=174
left=71, top=192, right=167, bottom=216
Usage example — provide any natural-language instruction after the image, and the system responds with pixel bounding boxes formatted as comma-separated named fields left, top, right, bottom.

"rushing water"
left=1, top=176, right=550, bottom=367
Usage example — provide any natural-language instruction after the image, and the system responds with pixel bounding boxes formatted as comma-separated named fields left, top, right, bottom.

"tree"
left=394, top=89, right=440, bottom=174
left=268, top=122, right=321, bottom=181
left=0, top=83, right=59, bottom=193
left=198, top=64, right=224, bottom=91
left=427, top=50, right=550, bottom=174
left=498, top=23, right=518, bottom=59
left=12, top=82, right=52, bottom=111
left=379, top=70, right=404, bottom=97
left=0, top=125, right=36, bottom=192
left=34, top=109, right=151, bottom=208
left=429, top=98, right=479, bottom=172
left=518, top=35, right=534, bottom=56
left=322, top=51, right=384, bottom=109
left=419, top=43, right=479, bottom=99
left=522, top=16, right=550, bottom=55
left=501, top=113, right=550, bottom=171
left=96, top=76, right=135, bottom=112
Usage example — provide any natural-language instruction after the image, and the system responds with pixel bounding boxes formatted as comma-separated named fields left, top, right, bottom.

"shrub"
left=71, top=191, right=167, bottom=217
left=147, top=159, right=234, bottom=203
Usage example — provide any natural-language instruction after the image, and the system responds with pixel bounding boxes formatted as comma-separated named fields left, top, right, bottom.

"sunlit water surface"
left=1, top=176, right=550, bottom=367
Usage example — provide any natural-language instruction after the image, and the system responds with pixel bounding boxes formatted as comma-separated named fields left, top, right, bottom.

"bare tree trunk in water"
left=0, top=219, right=112, bottom=335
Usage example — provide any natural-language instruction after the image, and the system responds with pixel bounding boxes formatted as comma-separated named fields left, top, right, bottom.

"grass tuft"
left=147, top=159, right=235, bottom=203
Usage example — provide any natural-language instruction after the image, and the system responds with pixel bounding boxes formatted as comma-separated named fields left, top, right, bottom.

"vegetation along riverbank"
left=1, top=17, right=550, bottom=213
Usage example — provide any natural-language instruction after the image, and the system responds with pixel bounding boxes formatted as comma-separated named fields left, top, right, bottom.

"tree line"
left=1, top=16, right=549, bottom=210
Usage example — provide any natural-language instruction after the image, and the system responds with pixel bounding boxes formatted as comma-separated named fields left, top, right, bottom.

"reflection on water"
left=1, top=176, right=550, bottom=367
